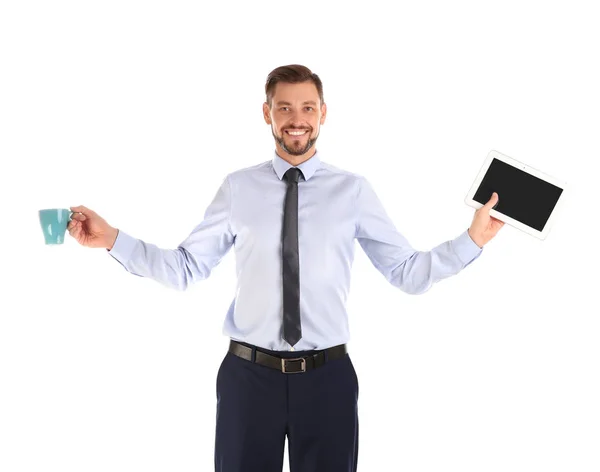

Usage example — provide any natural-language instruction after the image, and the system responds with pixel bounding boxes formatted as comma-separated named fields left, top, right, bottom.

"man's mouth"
left=285, top=129, right=309, bottom=136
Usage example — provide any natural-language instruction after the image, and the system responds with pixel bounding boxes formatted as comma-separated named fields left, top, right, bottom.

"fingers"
left=491, top=216, right=505, bottom=229
left=70, top=205, right=93, bottom=217
left=67, top=221, right=80, bottom=239
left=68, top=206, right=93, bottom=243
left=482, top=192, right=499, bottom=210
left=67, top=216, right=86, bottom=232
left=70, top=206, right=88, bottom=228
left=68, top=218, right=80, bottom=231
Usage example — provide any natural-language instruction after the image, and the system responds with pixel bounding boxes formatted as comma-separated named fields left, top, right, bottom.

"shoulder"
left=321, top=161, right=365, bottom=179
left=318, top=160, right=367, bottom=192
left=224, top=160, right=273, bottom=183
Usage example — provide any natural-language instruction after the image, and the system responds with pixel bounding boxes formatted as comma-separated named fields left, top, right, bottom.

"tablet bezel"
left=464, top=150, right=567, bottom=240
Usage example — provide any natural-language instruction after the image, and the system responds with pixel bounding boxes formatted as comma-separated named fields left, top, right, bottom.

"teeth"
left=287, top=130, right=308, bottom=136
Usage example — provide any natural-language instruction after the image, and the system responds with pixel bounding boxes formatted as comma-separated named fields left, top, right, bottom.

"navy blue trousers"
left=215, top=341, right=359, bottom=472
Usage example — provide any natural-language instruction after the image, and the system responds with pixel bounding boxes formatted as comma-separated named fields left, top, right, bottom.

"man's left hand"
left=468, top=192, right=505, bottom=248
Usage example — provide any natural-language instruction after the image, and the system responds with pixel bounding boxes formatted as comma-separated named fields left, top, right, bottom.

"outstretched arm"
left=355, top=177, right=500, bottom=294
left=105, top=176, right=235, bottom=291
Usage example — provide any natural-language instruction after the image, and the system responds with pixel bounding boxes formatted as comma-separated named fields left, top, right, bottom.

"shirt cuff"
left=107, top=229, right=138, bottom=264
left=451, top=229, right=483, bottom=266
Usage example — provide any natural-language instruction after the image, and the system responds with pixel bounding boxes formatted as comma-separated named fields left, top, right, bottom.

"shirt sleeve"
left=107, top=176, right=235, bottom=291
left=355, top=176, right=482, bottom=294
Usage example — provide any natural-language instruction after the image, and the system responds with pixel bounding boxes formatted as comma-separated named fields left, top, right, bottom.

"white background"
left=1, top=1, right=598, bottom=471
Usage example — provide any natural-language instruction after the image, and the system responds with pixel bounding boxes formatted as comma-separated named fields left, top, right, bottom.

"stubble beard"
left=272, top=126, right=319, bottom=156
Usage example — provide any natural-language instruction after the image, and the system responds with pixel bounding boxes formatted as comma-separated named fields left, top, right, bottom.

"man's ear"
left=263, top=102, right=272, bottom=124
left=320, top=102, right=327, bottom=125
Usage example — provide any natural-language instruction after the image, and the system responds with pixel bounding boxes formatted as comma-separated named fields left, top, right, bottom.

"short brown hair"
left=265, top=64, right=324, bottom=107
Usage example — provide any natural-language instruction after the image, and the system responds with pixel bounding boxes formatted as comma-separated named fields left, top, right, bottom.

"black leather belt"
left=228, top=340, right=348, bottom=374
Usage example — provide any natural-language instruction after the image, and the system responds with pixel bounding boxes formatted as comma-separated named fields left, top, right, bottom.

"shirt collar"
left=272, top=149, right=321, bottom=181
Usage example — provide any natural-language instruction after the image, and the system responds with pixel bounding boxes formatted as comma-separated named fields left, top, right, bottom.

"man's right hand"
left=67, top=205, right=119, bottom=250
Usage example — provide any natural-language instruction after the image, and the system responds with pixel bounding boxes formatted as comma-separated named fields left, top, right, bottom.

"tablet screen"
left=473, top=158, right=563, bottom=231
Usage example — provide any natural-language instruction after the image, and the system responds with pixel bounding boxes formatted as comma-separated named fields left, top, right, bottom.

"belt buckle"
left=281, top=357, right=306, bottom=374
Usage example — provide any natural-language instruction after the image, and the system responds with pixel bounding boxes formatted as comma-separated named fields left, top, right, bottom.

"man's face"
left=263, top=81, right=327, bottom=161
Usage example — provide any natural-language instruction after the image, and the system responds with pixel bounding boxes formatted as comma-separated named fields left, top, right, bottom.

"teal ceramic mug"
left=39, top=208, right=72, bottom=244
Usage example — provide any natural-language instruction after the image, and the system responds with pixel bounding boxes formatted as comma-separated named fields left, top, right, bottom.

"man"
left=68, top=64, right=503, bottom=472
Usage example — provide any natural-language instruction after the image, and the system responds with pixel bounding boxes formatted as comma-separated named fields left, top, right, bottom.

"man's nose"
left=288, top=109, right=305, bottom=124
left=289, top=115, right=306, bottom=127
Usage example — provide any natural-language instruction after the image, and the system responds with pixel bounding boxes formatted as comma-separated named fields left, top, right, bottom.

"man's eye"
left=305, top=107, right=313, bottom=111
left=280, top=107, right=289, bottom=111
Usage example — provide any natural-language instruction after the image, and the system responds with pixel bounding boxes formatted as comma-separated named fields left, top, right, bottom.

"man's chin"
left=283, top=142, right=315, bottom=156
left=273, top=130, right=317, bottom=156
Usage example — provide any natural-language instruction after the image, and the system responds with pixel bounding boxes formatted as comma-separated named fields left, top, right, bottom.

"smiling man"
left=265, top=80, right=325, bottom=162
left=67, top=64, right=503, bottom=472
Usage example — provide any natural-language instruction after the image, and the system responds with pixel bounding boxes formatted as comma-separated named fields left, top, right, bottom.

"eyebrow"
left=276, top=101, right=318, bottom=106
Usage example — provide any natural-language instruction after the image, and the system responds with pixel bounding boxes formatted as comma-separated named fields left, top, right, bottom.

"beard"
left=272, top=126, right=319, bottom=156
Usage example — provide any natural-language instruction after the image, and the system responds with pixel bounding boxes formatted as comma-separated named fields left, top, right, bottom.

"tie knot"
left=284, top=167, right=302, bottom=183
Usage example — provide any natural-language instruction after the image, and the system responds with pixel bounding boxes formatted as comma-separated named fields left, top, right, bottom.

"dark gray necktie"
left=282, top=167, right=303, bottom=347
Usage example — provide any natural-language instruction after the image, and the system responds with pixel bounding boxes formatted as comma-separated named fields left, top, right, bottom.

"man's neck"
left=276, top=146, right=316, bottom=167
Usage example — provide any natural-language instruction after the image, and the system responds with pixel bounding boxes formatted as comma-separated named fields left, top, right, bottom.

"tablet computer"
left=465, top=150, right=567, bottom=240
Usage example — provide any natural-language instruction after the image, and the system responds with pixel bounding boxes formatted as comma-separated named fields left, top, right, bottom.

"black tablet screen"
left=473, top=158, right=563, bottom=231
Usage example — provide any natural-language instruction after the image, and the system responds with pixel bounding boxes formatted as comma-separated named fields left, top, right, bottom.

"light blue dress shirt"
left=108, top=150, right=482, bottom=351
